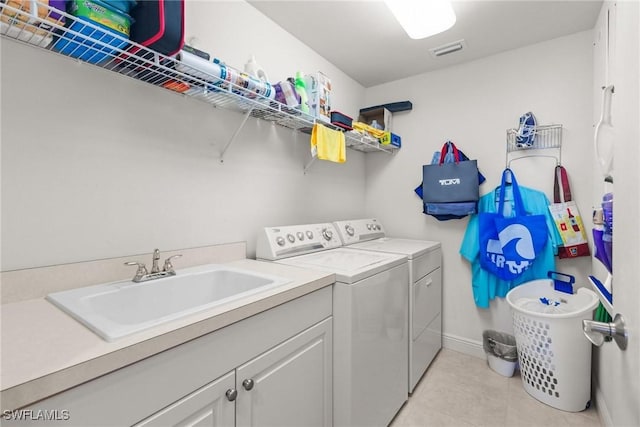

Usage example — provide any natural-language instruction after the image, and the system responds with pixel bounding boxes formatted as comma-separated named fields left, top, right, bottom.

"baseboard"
left=443, top=332, right=485, bottom=359
left=594, top=381, right=613, bottom=427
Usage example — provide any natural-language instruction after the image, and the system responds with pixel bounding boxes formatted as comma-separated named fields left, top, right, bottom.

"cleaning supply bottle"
left=294, top=71, right=309, bottom=114
left=602, top=192, right=613, bottom=275
left=244, top=55, right=269, bottom=82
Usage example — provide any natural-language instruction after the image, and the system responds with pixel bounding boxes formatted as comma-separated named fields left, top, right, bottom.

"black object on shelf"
left=330, top=111, right=353, bottom=131
left=359, top=101, right=413, bottom=114
left=130, top=0, right=185, bottom=56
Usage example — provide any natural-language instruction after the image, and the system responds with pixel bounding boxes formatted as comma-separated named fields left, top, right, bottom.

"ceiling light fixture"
left=384, top=0, right=457, bottom=40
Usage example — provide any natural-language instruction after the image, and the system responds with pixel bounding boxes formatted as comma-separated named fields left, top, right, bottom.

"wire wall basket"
left=506, top=124, right=563, bottom=167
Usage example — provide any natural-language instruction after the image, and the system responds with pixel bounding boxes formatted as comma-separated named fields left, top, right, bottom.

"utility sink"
left=46, top=264, right=292, bottom=342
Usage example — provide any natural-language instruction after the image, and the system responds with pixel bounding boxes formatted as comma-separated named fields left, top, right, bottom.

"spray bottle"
left=294, top=71, right=309, bottom=114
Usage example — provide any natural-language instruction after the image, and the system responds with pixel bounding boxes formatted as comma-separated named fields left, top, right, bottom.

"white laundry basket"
left=506, top=279, right=599, bottom=412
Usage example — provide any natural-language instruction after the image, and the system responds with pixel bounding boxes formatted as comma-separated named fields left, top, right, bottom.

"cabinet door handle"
left=226, top=388, right=238, bottom=401
left=242, top=378, right=255, bottom=391
left=424, top=278, right=433, bottom=287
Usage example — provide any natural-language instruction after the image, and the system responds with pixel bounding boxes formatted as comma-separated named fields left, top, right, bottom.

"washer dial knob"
left=306, top=230, right=314, bottom=239
left=296, top=231, right=304, bottom=241
left=322, top=228, right=333, bottom=241
left=345, top=225, right=355, bottom=236
left=276, top=236, right=286, bottom=246
left=287, top=233, right=296, bottom=243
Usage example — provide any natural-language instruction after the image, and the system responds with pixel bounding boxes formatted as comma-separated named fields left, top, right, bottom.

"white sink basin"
left=46, top=264, right=292, bottom=342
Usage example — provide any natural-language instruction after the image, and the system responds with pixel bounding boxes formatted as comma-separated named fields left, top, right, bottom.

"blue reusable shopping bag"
left=422, top=142, right=479, bottom=203
left=479, top=169, right=549, bottom=280
left=415, top=141, right=486, bottom=220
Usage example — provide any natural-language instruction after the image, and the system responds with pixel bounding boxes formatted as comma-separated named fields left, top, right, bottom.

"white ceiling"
left=247, top=0, right=603, bottom=87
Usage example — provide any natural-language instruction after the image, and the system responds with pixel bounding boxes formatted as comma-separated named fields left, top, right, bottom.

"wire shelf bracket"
left=303, top=155, right=317, bottom=175
left=219, top=108, right=253, bottom=163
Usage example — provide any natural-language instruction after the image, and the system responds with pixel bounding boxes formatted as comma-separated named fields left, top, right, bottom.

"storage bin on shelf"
left=0, top=0, right=65, bottom=46
left=380, top=131, right=401, bottom=148
left=104, top=0, right=136, bottom=13
left=506, top=279, right=598, bottom=412
left=0, top=0, right=65, bottom=26
left=129, top=0, right=183, bottom=56
left=52, top=0, right=133, bottom=64
left=330, top=111, right=353, bottom=130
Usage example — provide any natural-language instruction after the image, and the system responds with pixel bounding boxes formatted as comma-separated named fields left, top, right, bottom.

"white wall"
left=364, top=31, right=595, bottom=352
left=0, top=0, right=367, bottom=271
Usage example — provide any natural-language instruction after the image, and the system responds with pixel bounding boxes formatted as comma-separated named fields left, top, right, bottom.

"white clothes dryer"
left=334, top=218, right=442, bottom=393
left=256, top=223, right=409, bottom=427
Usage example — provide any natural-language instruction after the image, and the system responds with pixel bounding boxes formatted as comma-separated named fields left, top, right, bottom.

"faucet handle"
left=124, top=261, right=148, bottom=281
left=163, top=255, right=182, bottom=273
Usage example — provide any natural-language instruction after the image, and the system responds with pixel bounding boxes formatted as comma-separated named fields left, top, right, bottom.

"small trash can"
left=506, top=278, right=598, bottom=412
left=483, top=330, right=518, bottom=377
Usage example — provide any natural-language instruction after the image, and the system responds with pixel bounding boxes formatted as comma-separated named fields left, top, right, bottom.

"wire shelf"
left=0, top=0, right=399, bottom=156
left=506, top=124, right=563, bottom=167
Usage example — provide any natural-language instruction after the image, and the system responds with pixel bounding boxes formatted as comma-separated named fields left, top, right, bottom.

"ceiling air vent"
left=429, top=39, right=466, bottom=58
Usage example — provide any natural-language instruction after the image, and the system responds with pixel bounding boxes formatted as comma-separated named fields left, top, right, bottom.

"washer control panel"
left=256, top=223, right=342, bottom=260
left=333, top=218, right=386, bottom=246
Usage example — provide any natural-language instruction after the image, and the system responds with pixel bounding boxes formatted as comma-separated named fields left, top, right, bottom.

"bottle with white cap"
left=244, top=55, right=269, bottom=82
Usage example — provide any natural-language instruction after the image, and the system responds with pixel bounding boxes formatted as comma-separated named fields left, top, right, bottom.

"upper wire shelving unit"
left=0, top=1, right=399, bottom=162
left=505, top=124, right=563, bottom=167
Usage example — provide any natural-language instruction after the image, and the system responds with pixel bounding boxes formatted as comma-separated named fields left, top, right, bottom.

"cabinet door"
left=235, top=318, right=332, bottom=427
left=134, top=371, right=236, bottom=427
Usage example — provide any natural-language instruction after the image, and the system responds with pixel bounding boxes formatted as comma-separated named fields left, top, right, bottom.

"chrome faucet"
left=151, top=249, right=161, bottom=273
left=125, top=249, right=183, bottom=283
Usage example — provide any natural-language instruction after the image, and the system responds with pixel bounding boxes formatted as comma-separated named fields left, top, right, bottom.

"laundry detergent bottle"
left=294, top=71, right=310, bottom=114
left=244, top=55, right=269, bottom=82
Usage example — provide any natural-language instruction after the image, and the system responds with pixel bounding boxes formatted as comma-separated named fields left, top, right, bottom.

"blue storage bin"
left=52, top=0, right=132, bottom=64
left=103, top=0, right=137, bottom=13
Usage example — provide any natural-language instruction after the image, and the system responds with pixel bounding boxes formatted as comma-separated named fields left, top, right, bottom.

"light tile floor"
left=391, top=349, right=602, bottom=427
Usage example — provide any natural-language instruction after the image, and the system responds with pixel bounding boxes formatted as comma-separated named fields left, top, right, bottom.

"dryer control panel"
left=256, top=223, right=342, bottom=260
left=333, top=218, right=386, bottom=246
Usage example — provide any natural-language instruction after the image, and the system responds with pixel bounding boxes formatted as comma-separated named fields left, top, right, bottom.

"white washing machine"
left=333, top=218, right=442, bottom=393
left=256, top=222, right=409, bottom=427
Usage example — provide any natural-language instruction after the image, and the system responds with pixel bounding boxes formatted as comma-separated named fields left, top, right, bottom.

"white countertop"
left=0, top=259, right=335, bottom=411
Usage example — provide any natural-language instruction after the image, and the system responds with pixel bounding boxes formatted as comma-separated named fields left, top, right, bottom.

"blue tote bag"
left=422, top=142, right=480, bottom=203
left=415, top=141, right=486, bottom=220
left=479, top=169, right=549, bottom=280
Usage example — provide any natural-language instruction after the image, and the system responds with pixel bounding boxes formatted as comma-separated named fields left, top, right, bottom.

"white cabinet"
left=9, top=287, right=332, bottom=427
left=135, top=318, right=332, bottom=427
left=235, top=319, right=332, bottom=427
left=135, top=372, right=236, bottom=427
